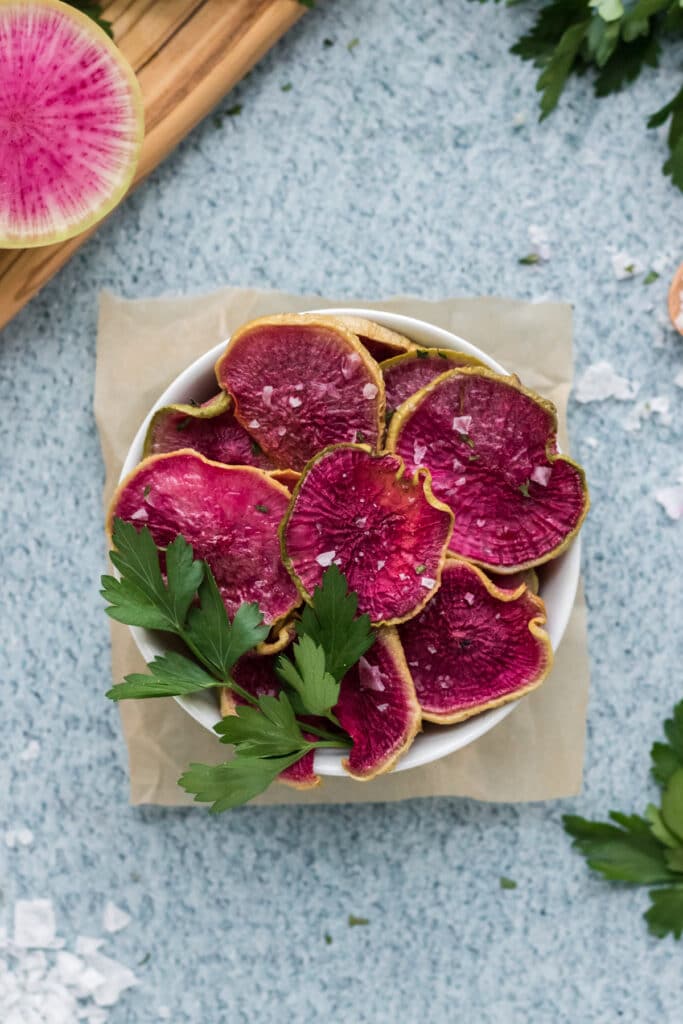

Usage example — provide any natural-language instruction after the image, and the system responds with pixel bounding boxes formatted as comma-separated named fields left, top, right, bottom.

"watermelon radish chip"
left=219, top=654, right=320, bottom=789
left=281, top=445, right=454, bottom=626
left=335, top=627, right=421, bottom=779
left=109, top=450, right=300, bottom=626
left=398, top=557, right=552, bottom=724
left=387, top=367, right=589, bottom=571
left=381, top=348, right=485, bottom=415
left=144, top=392, right=274, bottom=469
left=215, top=315, right=385, bottom=471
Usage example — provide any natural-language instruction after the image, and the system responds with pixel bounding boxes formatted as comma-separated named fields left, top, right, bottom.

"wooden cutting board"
left=0, top=0, right=306, bottom=331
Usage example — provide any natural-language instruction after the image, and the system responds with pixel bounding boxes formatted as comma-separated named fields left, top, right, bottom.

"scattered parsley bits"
left=254, top=504, right=269, bottom=514
left=347, top=37, right=359, bottom=52
left=281, top=83, right=293, bottom=92
left=249, top=437, right=263, bottom=456
left=468, top=453, right=480, bottom=463
left=348, top=915, right=369, bottom=927
left=518, top=480, right=531, bottom=498
left=227, top=103, right=243, bottom=117
left=518, top=253, right=540, bottom=265
left=324, top=933, right=333, bottom=945
left=414, top=564, right=426, bottom=575
left=143, top=485, right=151, bottom=498
left=323, top=38, right=334, bottom=48
left=643, top=270, right=660, bottom=285
left=499, top=877, right=517, bottom=890
left=355, top=431, right=367, bottom=444
left=459, top=433, right=475, bottom=449
left=415, top=349, right=430, bottom=360
left=175, top=417, right=192, bottom=431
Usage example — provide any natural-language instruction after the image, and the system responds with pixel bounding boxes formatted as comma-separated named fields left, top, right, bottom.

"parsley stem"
left=301, top=721, right=351, bottom=745
left=223, top=678, right=259, bottom=707
left=325, top=710, right=343, bottom=729
left=310, top=739, right=352, bottom=750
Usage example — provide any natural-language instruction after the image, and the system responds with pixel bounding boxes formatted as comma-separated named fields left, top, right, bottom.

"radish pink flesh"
left=111, top=452, right=299, bottom=626
left=0, top=3, right=141, bottom=246
left=335, top=628, right=420, bottom=778
left=283, top=447, right=453, bottom=625
left=216, top=320, right=383, bottom=471
left=383, top=351, right=481, bottom=413
left=398, top=560, right=550, bottom=721
left=390, top=371, right=586, bottom=569
left=148, top=399, right=274, bottom=470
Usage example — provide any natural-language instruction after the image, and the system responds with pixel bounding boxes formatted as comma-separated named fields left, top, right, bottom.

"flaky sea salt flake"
left=14, top=900, right=56, bottom=949
left=102, top=901, right=131, bottom=935
left=574, top=361, right=638, bottom=403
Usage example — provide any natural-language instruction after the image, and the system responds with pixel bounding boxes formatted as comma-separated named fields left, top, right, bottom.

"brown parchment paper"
left=95, top=288, right=590, bottom=806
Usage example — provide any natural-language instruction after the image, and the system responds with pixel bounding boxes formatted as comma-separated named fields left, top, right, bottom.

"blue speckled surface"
left=1, top=1, right=682, bottom=1020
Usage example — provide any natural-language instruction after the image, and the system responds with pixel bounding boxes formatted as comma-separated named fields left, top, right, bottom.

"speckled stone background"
left=2, top=1, right=682, bottom=1021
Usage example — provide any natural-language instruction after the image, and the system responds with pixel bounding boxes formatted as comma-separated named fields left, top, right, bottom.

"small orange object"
left=668, top=262, right=683, bottom=335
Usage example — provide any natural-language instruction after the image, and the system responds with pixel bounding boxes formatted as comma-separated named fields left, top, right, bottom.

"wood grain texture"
left=0, top=0, right=305, bottom=331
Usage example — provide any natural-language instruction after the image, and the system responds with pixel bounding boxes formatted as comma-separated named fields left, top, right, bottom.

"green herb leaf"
left=644, top=887, right=683, bottom=939
left=179, top=753, right=304, bottom=813
left=297, top=565, right=374, bottom=682
left=414, top=564, right=426, bottom=575
left=415, top=349, right=430, bottom=359
left=275, top=635, right=340, bottom=716
left=661, top=768, right=683, bottom=842
left=106, top=651, right=217, bottom=701
left=281, top=83, right=293, bottom=92
left=215, top=692, right=306, bottom=757
left=665, top=848, right=683, bottom=874
left=499, top=876, right=517, bottom=890
left=651, top=700, right=683, bottom=785
left=254, top=504, right=269, bottom=514
left=106, top=519, right=204, bottom=632
left=185, top=571, right=269, bottom=679
left=347, top=37, right=359, bottom=51
left=518, top=480, right=531, bottom=498
left=643, top=270, right=660, bottom=284
left=563, top=813, right=678, bottom=883
left=537, top=20, right=590, bottom=120
left=348, top=915, right=369, bottom=926
left=645, top=803, right=681, bottom=849
left=519, top=253, right=541, bottom=265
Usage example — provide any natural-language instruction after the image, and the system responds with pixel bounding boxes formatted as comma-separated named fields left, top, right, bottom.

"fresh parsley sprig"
left=473, top=0, right=683, bottom=192
left=564, top=700, right=683, bottom=940
left=102, top=520, right=374, bottom=810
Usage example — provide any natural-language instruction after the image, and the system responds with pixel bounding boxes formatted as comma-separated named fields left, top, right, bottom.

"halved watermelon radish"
left=0, top=0, right=144, bottom=248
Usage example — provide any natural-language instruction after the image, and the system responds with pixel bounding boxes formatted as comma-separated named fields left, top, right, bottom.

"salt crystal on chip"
left=574, top=361, right=638, bottom=403
left=316, top=550, right=336, bottom=567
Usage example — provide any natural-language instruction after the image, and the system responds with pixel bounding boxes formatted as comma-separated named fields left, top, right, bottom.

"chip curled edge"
left=386, top=366, right=589, bottom=572
left=397, top=556, right=553, bottom=724
left=219, top=654, right=319, bottom=790
left=325, top=314, right=415, bottom=362
left=214, top=314, right=385, bottom=471
left=335, top=627, right=421, bottom=780
left=280, top=444, right=454, bottom=627
left=107, top=449, right=301, bottom=627
left=143, top=391, right=274, bottom=470
left=381, top=347, right=486, bottom=416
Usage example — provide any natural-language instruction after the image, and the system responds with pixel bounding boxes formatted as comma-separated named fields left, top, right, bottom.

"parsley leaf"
left=661, top=768, right=683, bottom=842
left=644, top=887, right=683, bottom=940
left=538, top=20, right=591, bottom=120
left=215, top=692, right=306, bottom=757
left=186, top=573, right=269, bottom=679
left=348, top=915, right=369, bottom=926
left=66, top=2, right=113, bottom=37
left=297, top=565, right=374, bottom=681
left=563, top=813, right=678, bottom=884
left=499, top=876, right=517, bottom=890
left=107, top=652, right=217, bottom=701
left=651, top=700, right=683, bottom=786
left=275, top=635, right=340, bottom=716
left=105, top=519, right=204, bottom=632
left=179, top=754, right=304, bottom=813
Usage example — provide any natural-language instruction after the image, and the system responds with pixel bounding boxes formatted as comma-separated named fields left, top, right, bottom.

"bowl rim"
left=118, top=306, right=581, bottom=777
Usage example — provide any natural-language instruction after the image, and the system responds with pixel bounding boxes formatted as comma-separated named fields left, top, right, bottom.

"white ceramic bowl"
left=120, top=308, right=580, bottom=776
